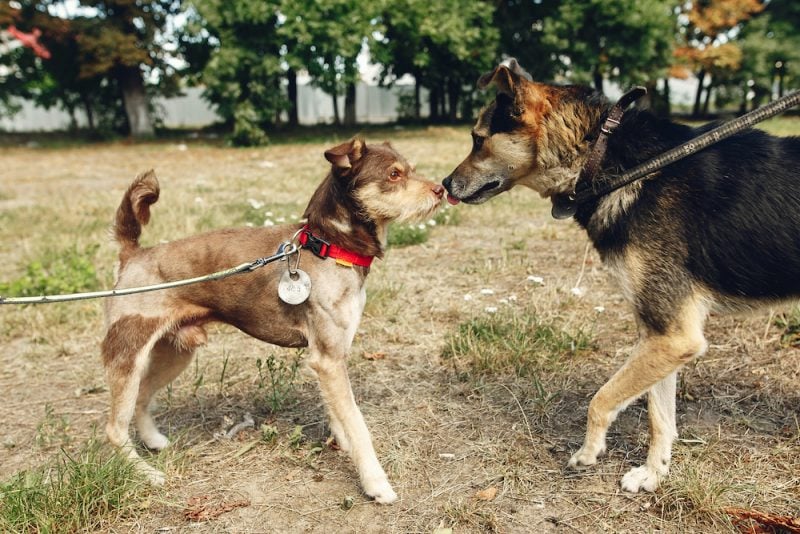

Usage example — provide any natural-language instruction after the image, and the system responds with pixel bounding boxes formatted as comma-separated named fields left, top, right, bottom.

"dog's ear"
left=324, top=137, right=365, bottom=172
left=477, top=58, right=531, bottom=98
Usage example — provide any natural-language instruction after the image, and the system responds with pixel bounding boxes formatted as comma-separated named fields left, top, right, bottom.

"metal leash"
left=0, top=243, right=299, bottom=305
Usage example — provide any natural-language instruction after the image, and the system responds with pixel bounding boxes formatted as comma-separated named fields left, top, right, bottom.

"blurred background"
left=1, top=0, right=798, bottom=145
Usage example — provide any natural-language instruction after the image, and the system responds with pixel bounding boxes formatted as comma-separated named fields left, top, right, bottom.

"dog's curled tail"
left=115, top=170, right=160, bottom=254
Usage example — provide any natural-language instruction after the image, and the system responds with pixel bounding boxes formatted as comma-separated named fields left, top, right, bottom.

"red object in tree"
left=7, top=25, right=51, bottom=59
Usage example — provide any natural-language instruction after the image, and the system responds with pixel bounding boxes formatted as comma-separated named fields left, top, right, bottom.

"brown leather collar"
left=551, top=86, right=647, bottom=219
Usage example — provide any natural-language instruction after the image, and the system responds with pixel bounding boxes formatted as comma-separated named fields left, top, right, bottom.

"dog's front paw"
left=621, top=464, right=665, bottom=493
left=363, top=477, right=398, bottom=504
left=142, top=432, right=170, bottom=451
left=568, top=444, right=605, bottom=468
left=136, top=462, right=166, bottom=486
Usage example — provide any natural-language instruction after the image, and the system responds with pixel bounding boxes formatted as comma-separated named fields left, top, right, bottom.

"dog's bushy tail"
left=114, top=170, right=160, bottom=254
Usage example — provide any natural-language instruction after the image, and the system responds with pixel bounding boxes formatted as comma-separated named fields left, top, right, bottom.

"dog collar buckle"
left=299, top=229, right=330, bottom=259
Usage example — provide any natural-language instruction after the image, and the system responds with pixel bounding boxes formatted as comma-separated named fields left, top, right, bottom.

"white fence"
left=0, top=83, right=430, bottom=132
left=1, top=77, right=705, bottom=133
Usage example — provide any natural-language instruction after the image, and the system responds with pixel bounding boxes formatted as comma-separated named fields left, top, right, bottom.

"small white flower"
left=276, top=216, right=286, bottom=223
left=258, top=160, right=275, bottom=168
left=594, top=306, right=605, bottom=313
left=245, top=222, right=254, bottom=227
left=247, top=198, right=264, bottom=210
left=499, top=298, right=509, bottom=304
left=485, top=306, right=498, bottom=314
left=571, top=286, right=585, bottom=297
left=265, top=211, right=274, bottom=217
left=463, top=294, right=473, bottom=301
left=194, top=197, right=203, bottom=204
left=263, top=219, right=275, bottom=227
left=508, top=294, right=518, bottom=302
left=480, top=288, right=495, bottom=296
left=427, top=219, right=437, bottom=227
left=418, top=223, right=427, bottom=230
left=176, top=143, right=188, bottom=151
left=290, top=214, right=299, bottom=220
left=527, top=275, right=544, bottom=285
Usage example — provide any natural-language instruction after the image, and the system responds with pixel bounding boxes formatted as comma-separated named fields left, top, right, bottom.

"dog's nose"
left=432, top=184, right=445, bottom=198
left=442, top=176, right=453, bottom=192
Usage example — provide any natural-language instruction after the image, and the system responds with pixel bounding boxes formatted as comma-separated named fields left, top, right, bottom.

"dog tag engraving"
left=278, top=269, right=311, bottom=305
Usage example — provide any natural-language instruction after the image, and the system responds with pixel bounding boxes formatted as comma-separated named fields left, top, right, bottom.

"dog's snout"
left=432, top=184, right=445, bottom=198
left=442, top=176, right=453, bottom=192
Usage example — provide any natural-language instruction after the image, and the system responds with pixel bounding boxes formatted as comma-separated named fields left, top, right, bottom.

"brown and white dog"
left=102, top=138, right=443, bottom=503
left=444, top=59, right=800, bottom=493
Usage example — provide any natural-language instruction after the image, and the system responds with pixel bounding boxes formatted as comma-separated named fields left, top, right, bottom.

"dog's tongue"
left=446, top=194, right=460, bottom=206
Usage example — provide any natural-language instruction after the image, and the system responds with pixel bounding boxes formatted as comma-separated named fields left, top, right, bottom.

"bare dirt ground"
left=1, top=126, right=798, bottom=533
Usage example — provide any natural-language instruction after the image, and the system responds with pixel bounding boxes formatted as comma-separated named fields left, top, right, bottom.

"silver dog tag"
left=278, top=269, right=311, bottom=305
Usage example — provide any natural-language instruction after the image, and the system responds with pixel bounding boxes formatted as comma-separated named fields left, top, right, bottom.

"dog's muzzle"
left=442, top=174, right=502, bottom=205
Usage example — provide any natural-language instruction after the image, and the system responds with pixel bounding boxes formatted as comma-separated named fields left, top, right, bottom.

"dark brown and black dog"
left=444, top=59, right=800, bottom=493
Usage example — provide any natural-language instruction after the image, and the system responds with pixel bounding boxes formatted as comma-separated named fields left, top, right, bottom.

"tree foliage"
left=674, top=0, right=764, bottom=116
left=189, top=0, right=284, bottom=145
left=372, top=0, right=499, bottom=121
left=541, top=0, right=675, bottom=91
left=2, top=0, right=798, bottom=137
left=2, top=0, right=183, bottom=136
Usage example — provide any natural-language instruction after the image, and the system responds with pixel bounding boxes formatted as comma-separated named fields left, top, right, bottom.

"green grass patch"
left=256, top=351, right=303, bottom=412
left=387, top=204, right=460, bottom=248
left=442, top=310, right=593, bottom=378
left=755, top=116, right=800, bottom=137
left=388, top=223, right=429, bottom=247
left=773, top=307, right=800, bottom=347
left=0, top=440, right=151, bottom=533
left=365, top=280, right=403, bottom=317
left=0, top=245, right=100, bottom=299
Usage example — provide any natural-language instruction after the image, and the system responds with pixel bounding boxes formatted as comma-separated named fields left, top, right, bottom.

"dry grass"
left=1, top=122, right=799, bottom=533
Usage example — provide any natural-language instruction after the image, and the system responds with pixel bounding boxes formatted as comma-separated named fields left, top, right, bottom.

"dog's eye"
left=472, top=134, right=484, bottom=151
left=389, top=169, right=402, bottom=181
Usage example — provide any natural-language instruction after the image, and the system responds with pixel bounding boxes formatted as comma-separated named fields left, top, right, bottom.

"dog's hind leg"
left=569, top=296, right=707, bottom=492
left=135, top=331, right=200, bottom=451
left=102, top=315, right=171, bottom=485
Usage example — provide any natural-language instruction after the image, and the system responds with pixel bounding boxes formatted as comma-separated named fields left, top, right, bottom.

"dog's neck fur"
left=302, top=171, right=384, bottom=259
left=526, top=91, right=610, bottom=199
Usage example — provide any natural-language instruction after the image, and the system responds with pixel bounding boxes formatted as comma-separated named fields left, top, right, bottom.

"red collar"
left=298, top=225, right=374, bottom=268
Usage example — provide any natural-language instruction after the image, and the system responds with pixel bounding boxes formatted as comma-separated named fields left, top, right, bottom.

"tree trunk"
left=331, top=92, right=340, bottom=125
left=273, top=77, right=282, bottom=126
left=81, top=94, right=95, bottom=132
left=117, top=65, right=154, bottom=137
left=692, top=69, right=706, bottom=118
left=662, top=78, right=671, bottom=117
left=64, top=101, right=77, bottom=131
left=344, top=82, right=356, bottom=126
left=287, top=67, right=299, bottom=127
left=429, top=86, right=440, bottom=122
left=739, top=84, right=748, bottom=115
left=702, top=80, right=713, bottom=115
left=592, top=65, right=603, bottom=92
left=447, top=80, right=459, bottom=121
left=414, top=78, right=421, bottom=120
